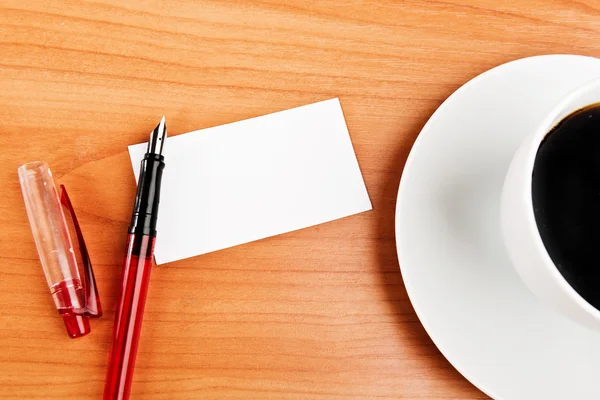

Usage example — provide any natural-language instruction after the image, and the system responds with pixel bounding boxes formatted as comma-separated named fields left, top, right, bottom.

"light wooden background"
left=1, top=1, right=599, bottom=398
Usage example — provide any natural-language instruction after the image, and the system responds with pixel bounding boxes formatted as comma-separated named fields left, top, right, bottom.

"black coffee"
left=532, top=103, right=600, bottom=310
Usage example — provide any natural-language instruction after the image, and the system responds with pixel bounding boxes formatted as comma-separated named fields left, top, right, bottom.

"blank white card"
left=128, top=98, right=372, bottom=264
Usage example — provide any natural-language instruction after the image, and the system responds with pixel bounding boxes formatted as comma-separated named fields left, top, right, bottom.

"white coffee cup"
left=501, top=78, right=600, bottom=331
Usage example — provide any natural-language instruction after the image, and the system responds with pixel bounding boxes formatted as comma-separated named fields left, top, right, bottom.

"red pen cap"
left=18, top=161, right=102, bottom=338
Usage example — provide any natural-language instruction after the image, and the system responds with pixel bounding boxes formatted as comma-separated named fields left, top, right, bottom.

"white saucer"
left=396, top=55, right=600, bottom=400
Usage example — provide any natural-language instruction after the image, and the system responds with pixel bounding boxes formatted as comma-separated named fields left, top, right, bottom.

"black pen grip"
left=129, top=153, right=165, bottom=237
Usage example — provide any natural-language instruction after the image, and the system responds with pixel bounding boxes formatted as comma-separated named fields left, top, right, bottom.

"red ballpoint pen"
left=104, top=117, right=167, bottom=400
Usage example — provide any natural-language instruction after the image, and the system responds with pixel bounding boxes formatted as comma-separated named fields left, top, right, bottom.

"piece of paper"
left=128, top=98, right=372, bottom=264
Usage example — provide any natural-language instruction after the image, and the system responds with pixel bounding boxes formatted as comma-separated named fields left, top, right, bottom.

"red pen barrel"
left=104, top=233, right=155, bottom=400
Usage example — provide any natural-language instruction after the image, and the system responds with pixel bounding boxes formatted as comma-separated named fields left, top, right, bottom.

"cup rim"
left=521, top=77, right=600, bottom=322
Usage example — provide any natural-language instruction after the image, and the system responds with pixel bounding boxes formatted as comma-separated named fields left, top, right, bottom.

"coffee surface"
left=532, top=104, right=600, bottom=311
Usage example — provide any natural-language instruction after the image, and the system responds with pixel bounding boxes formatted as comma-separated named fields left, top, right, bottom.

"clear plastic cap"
left=18, top=161, right=101, bottom=338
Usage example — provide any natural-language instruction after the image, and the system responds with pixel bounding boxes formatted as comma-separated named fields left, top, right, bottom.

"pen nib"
left=147, top=116, right=167, bottom=155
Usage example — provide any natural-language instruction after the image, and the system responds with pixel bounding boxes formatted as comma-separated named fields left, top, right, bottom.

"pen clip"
left=59, top=185, right=103, bottom=318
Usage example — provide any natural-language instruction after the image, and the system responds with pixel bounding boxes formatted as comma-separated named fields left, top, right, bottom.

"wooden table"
left=1, top=1, right=598, bottom=398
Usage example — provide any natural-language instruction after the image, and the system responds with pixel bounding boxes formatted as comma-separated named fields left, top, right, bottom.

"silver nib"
left=147, top=116, right=167, bottom=155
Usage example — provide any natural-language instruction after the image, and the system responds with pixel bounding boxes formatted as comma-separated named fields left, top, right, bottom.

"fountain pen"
left=104, top=117, right=167, bottom=400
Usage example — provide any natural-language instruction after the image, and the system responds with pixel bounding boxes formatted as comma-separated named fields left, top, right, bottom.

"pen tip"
left=147, top=116, right=167, bottom=155
left=158, top=116, right=166, bottom=135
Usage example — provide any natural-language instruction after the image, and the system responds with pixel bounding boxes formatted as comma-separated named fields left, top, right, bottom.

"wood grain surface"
left=1, top=1, right=599, bottom=398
